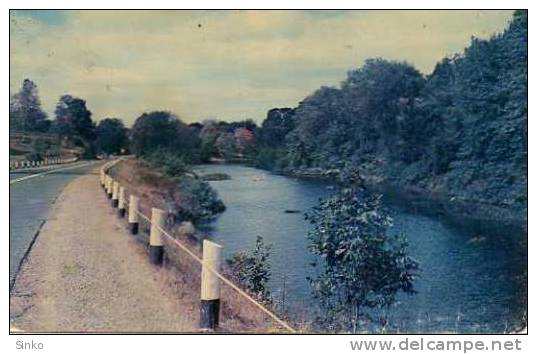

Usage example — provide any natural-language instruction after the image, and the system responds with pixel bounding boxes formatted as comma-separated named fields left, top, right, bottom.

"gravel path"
left=10, top=168, right=198, bottom=332
left=10, top=162, right=97, bottom=287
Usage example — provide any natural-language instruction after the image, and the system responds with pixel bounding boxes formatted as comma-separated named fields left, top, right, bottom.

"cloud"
left=9, top=10, right=513, bottom=125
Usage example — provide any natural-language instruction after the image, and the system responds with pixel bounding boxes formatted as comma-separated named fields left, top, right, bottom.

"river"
left=195, top=164, right=526, bottom=333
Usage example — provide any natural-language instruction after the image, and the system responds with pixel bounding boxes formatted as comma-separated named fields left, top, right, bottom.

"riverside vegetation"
left=252, top=11, right=527, bottom=229
left=107, top=159, right=285, bottom=332
left=9, top=10, right=526, bottom=333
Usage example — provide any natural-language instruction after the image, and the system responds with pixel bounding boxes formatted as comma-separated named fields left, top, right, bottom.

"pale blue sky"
left=10, top=10, right=514, bottom=126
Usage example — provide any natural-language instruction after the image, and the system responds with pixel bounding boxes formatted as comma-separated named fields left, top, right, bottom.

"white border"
left=2, top=1, right=533, bottom=353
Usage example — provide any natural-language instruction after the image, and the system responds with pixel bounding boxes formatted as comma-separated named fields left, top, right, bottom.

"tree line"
left=253, top=10, right=527, bottom=225
left=10, top=11, right=526, bottom=180
left=10, top=81, right=128, bottom=157
left=9, top=82, right=259, bottom=164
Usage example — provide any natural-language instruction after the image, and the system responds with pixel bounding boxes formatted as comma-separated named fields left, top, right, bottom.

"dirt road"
left=10, top=168, right=198, bottom=332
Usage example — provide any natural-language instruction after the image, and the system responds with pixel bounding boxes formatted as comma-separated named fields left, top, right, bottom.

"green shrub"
left=174, top=176, right=226, bottom=223
left=130, top=111, right=201, bottom=162
left=255, top=146, right=286, bottom=171
left=141, top=148, right=225, bottom=223
left=145, top=148, right=190, bottom=177
left=305, top=167, right=419, bottom=333
left=227, top=236, right=272, bottom=302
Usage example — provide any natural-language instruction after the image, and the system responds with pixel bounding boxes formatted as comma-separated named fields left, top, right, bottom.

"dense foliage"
left=53, top=95, right=96, bottom=142
left=281, top=60, right=425, bottom=170
left=140, top=147, right=225, bottom=224
left=145, top=147, right=190, bottom=177
left=416, top=10, right=527, bottom=210
left=130, top=111, right=201, bottom=161
left=305, top=168, right=419, bottom=333
left=95, top=118, right=128, bottom=155
left=254, top=108, right=295, bottom=170
left=198, top=119, right=258, bottom=161
left=10, top=79, right=50, bottom=132
left=253, top=11, right=527, bottom=224
left=228, top=236, right=272, bottom=302
left=258, top=108, right=295, bottom=147
left=215, top=132, right=237, bottom=159
left=174, top=177, right=225, bottom=223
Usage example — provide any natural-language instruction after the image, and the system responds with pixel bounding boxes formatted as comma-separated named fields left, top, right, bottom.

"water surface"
left=196, top=164, right=526, bottom=333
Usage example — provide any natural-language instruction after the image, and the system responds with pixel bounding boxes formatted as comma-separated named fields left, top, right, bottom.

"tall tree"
left=234, top=127, right=255, bottom=155
left=10, top=79, right=49, bottom=132
left=95, top=118, right=128, bottom=154
left=53, top=95, right=95, bottom=141
left=199, top=119, right=222, bottom=161
left=215, top=132, right=237, bottom=159
left=130, top=111, right=200, bottom=160
left=259, top=108, right=295, bottom=147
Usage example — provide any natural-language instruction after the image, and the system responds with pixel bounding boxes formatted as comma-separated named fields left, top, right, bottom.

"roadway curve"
left=10, top=165, right=197, bottom=332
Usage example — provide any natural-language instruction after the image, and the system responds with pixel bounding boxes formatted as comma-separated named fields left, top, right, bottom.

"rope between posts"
left=101, top=158, right=296, bottom=333
left=131, top=208, right=296, bottom=333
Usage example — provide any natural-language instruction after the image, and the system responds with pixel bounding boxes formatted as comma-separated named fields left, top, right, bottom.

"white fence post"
left=149, top=207, right=165, bottom=265
left=118, top=186, right=126, bottom=218
left=200, top=240, right=223, bottom=330
left=128, top=195, right=139, bottom=235
left=112, top=181, right=119, bottom=207
left=106, top=177, right=113, bottom=199
left=104, top=175, right=109, bottom=194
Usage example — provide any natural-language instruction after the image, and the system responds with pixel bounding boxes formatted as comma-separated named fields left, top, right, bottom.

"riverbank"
left=279, top=166, right=527, bottom=237
left=107, top=159, right=292, bottom=332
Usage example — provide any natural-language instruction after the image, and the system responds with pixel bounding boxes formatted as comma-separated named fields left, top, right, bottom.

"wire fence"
left=101, top=158, right=296, bottom=333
